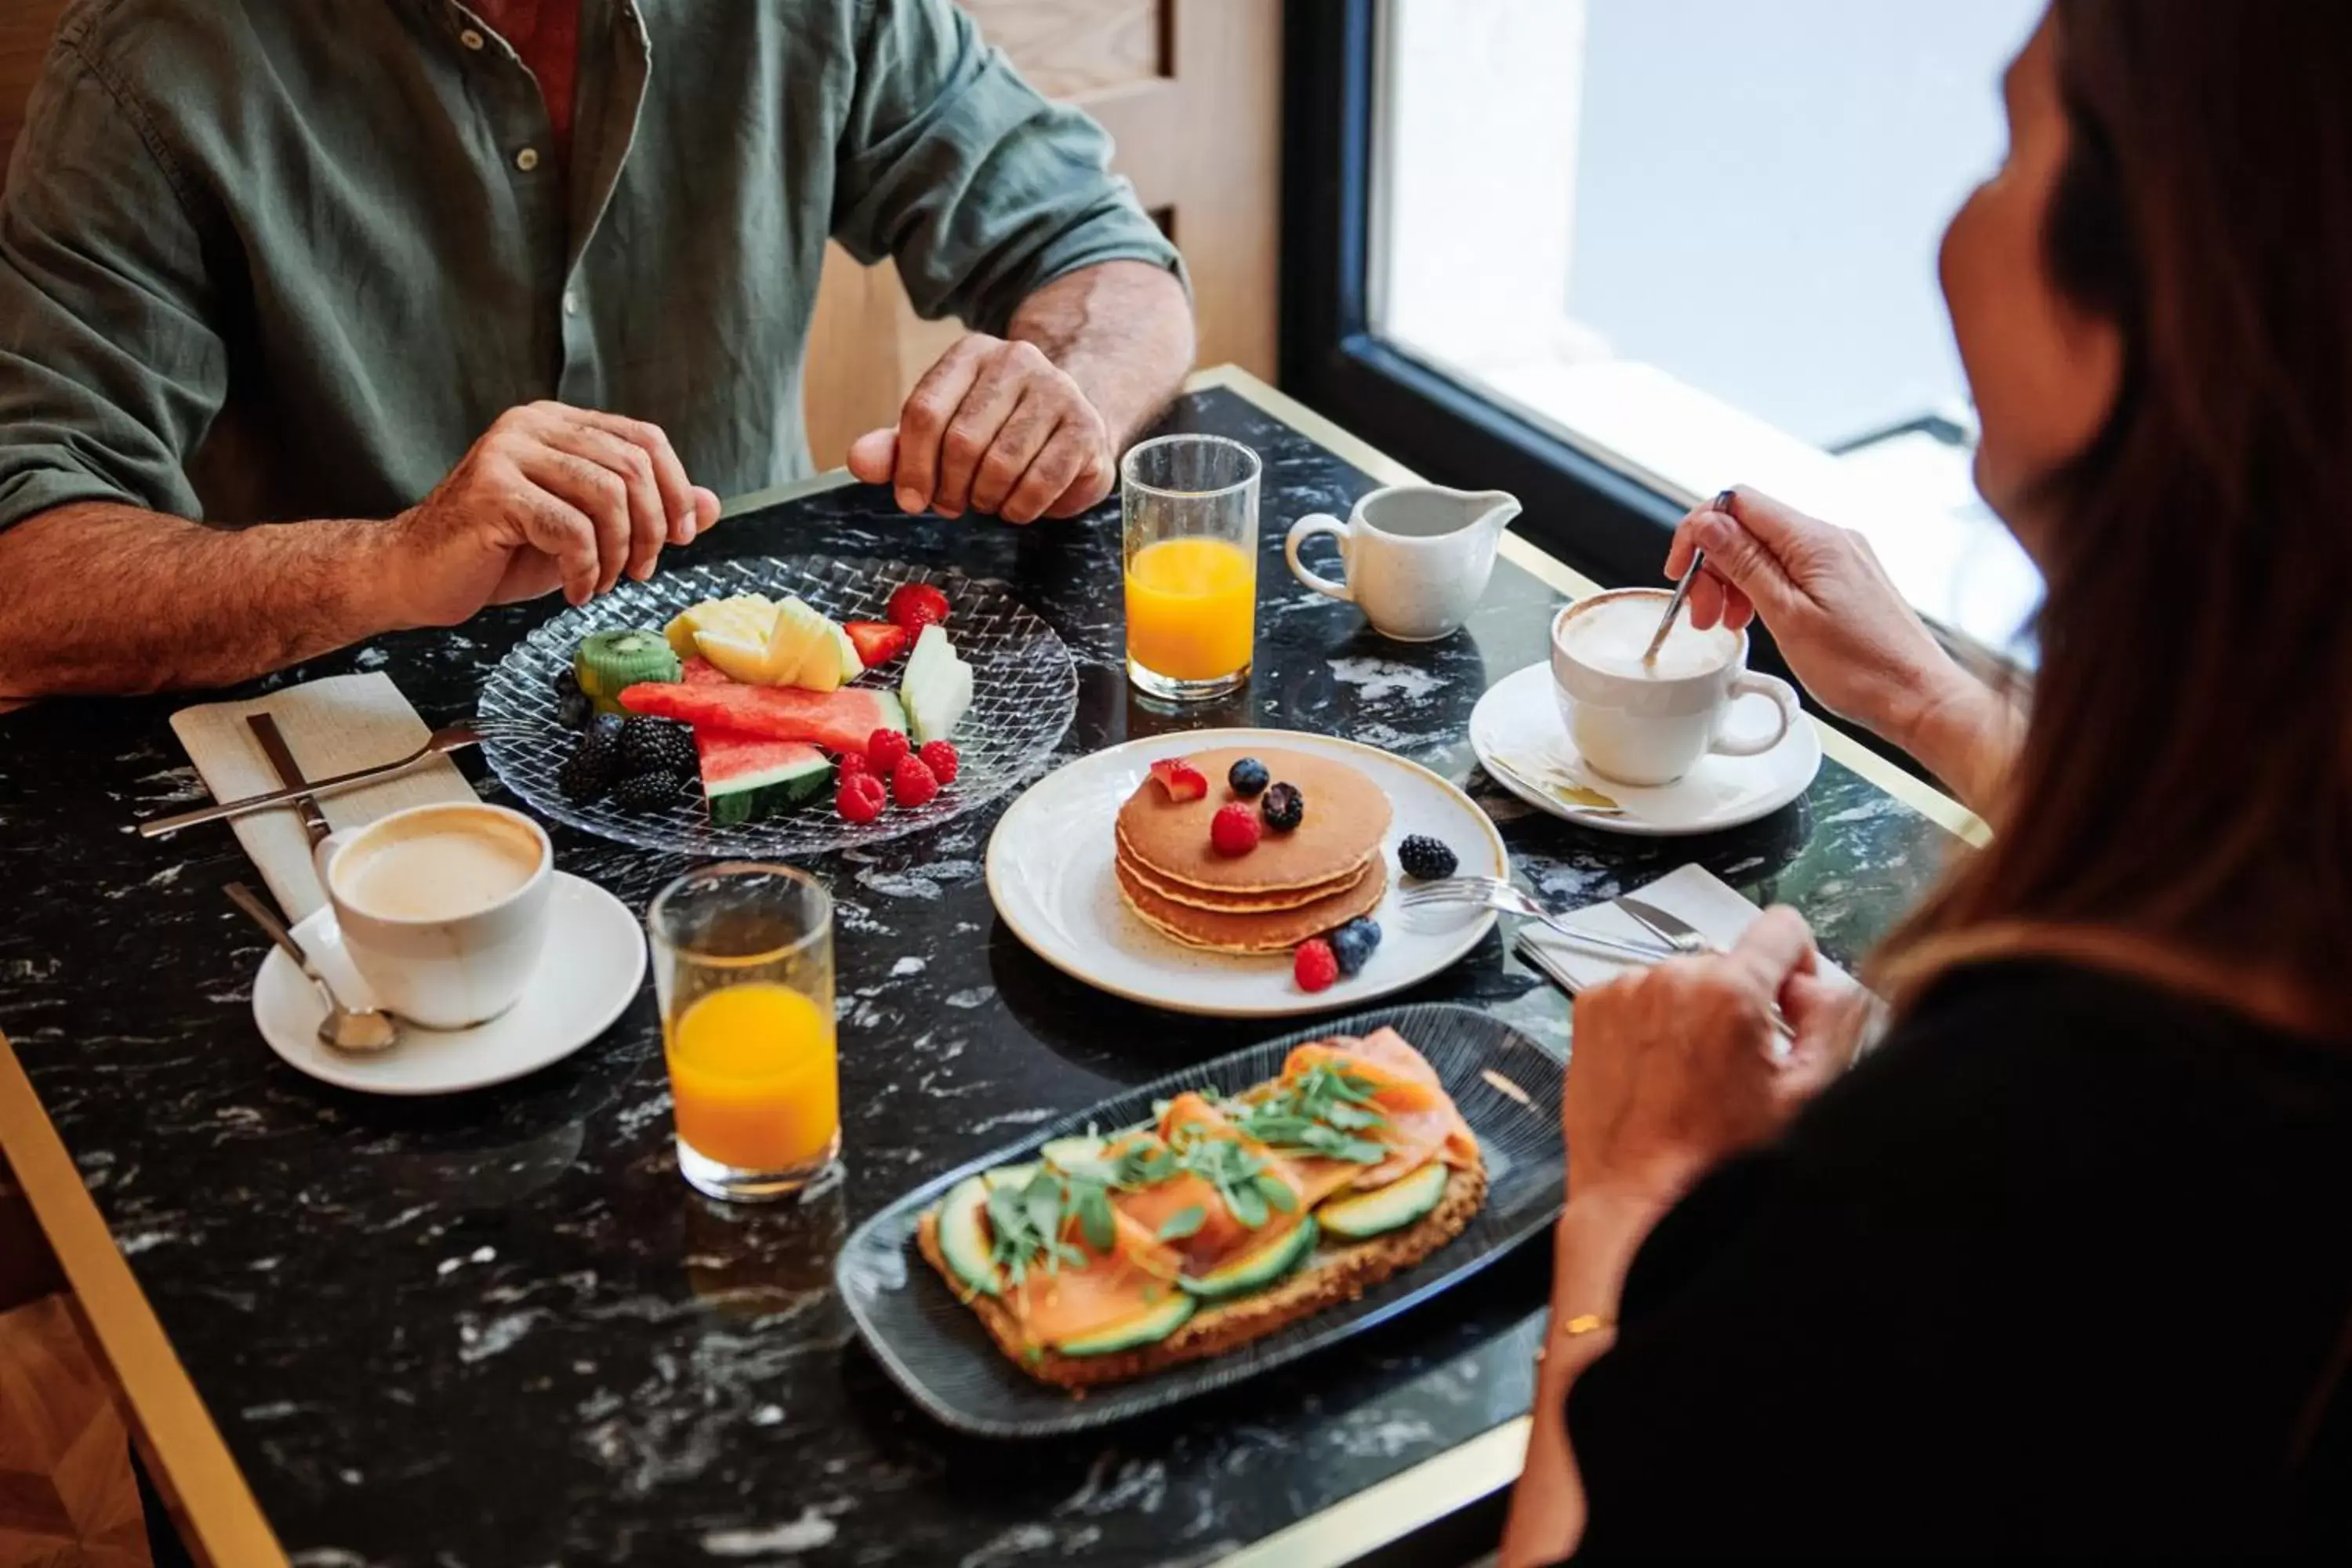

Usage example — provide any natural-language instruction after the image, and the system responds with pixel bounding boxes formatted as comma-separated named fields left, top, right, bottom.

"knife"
left=1614, top=894, right=1797, bottom=1041
left=246, top=713, right=332, bottom=846
left=140, top=723, right=482, bottom=839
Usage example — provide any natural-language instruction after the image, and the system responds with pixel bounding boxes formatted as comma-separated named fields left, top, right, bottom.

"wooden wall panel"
left=960, top=0, right=1166, bottom=98
left=0, top=0, right=69, bottom=189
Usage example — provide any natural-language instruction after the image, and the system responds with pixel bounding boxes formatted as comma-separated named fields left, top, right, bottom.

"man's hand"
left=847, top=335, right=1115, bottom=524
left=387, top=401, right=723, bottom=628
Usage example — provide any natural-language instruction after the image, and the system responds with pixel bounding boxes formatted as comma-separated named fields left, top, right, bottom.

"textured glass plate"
left=835, top=1003, right=1565, bottom=1437
left=477, top=556, right=1077, bottom=857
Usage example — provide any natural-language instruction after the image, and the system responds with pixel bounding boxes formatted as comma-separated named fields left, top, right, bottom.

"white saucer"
left=1469, top=662, right=1822, bottom=837
left=251, top=872, right=646, bottom=1095
left=985, top=728, right=1508, bottom=1018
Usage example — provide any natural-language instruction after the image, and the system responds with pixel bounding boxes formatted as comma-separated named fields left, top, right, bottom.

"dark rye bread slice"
left=915, top=1159, right=1487, bottom=1392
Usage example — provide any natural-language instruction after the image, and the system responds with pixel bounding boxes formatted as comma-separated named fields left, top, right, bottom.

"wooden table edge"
left=0, top=362, right=1980, bottom=1568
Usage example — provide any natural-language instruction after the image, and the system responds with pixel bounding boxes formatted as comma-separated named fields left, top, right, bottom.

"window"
left=1285, top=0, right=2043, bottom=673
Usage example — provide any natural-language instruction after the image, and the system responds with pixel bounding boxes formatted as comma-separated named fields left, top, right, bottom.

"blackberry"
left=1227, top=756, right=1269, bottom=797
left=1396, top=834, right=1458, bottom=880
left=559, top=750, right=611, bottom=802
left=1329, top=916, right=1381, bottom=976
left=560, top=714, right=626, bottom=801
left=555, top=688, right=593, bottom=731
left=613, top=770, right=685, bottom=811
left=1260, top=781, right=1304, bottom=832
left=622, top=717, right=697, bottom=779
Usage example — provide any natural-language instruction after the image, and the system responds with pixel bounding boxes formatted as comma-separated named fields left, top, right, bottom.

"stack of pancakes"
left=1114, top=746, right=1392, bottom=953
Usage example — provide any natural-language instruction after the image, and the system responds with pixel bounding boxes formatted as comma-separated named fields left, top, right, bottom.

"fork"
left=1400, top=876, right=1674, bottom=964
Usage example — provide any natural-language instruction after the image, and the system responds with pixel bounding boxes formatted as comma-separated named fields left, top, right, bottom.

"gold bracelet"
left=1534, top=1312, right=1614, bottom=1363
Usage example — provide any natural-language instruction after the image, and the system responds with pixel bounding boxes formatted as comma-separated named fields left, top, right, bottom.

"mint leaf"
left=1155, top=1205, right=1207, bottom=1241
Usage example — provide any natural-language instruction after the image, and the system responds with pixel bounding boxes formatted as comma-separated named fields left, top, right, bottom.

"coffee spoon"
left=223, top=882, right=400, bottom=1054
left=1640, top=488, right=1735, bottom=666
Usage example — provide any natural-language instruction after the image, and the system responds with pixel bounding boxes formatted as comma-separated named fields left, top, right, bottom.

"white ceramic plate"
left=251, top=872, right=646, bottom=1095
left=1470, top=661, right=1822, bottom=837
left=985, top=729, right=1508, bottom=1018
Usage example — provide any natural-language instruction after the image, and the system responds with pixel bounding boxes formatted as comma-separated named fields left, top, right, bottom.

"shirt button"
left=562, top=290, right=581, bottom=317
left=514, top=147, right=540, bottom=172
left=459, top=27, right=485, bottom=49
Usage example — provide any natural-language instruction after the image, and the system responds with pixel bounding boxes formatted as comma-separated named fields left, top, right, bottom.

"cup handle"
left=1284, top=514, right=1354, bottom=603
left=311, top=826, right=354, bottom=900
left=1711, top=672, right=1802, bottom=757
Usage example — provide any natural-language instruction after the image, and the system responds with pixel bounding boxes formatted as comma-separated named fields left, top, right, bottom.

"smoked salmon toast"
left=916, top=1028, right=1488, bottom=1390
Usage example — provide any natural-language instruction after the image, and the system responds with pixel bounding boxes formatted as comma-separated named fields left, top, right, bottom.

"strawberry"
left=837, top=750, right=870, bottom=779
left=885, top=582, right=951, bottom=636
left=836, top=772, right=887, bottom=824
left=1149, top=757, right=1208, bottom=802
left=1294, top=938, right=1339, bottom=993
left=866, top=728, right=911, bottom=775
left=891, top=753, right=941, bottom=808
left=917, top=739, right=960, bottom=785
left=842, top=619, right=909, bottom=667
left=1210, top=802, right=1261, bottom=856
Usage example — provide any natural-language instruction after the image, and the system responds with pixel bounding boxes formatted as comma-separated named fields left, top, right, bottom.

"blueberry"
left=1397, top=834, right=1458, bottom=880
left=1228, top=757, right=1270, bottom=797
left=1330, top=917, right=1381, bottom=976
left=1261, top=782, right=1305, bottom=832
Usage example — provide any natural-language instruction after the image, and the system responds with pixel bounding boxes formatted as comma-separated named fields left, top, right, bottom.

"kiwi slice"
left=575, top=630, right=681, bottom=712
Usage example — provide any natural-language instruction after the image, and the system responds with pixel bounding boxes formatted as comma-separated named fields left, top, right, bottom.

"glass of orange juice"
left=1121, top=434, right=1262, bottom=701
left=647, top=863, right=837, bottom=1203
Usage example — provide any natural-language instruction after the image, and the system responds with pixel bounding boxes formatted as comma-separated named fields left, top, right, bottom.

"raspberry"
left=1210, top=802, right=1261, bottom=855
left=837, top=750, right=870, bottom=779
left=1293, top=938, right=1339, bottom=993
left=891, top=753, right=941, bottom=808
left=866, top=728, right=911, bottom=775
left=837, top=771, right=887, bottom=824
left=918, top=739, right=960, bottom=784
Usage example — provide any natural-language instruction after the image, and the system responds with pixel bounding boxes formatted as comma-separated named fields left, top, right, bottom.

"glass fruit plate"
left=477, top=555, right=1077, bottom=858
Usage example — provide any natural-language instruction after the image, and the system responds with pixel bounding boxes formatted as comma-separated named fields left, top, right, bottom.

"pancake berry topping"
left=1294, top=937, right=1339, bottom=992
left=1149, top=757, right=1210, bottom=802
left=1260, top=782, right=1305, bottom=831
left=1210, top=802, right=1261, bottom=856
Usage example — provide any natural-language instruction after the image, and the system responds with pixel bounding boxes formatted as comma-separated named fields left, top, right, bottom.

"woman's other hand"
left=1667, top=488, right=2020, bottom=811
left=1564, top=906, right=1852, bottom=1211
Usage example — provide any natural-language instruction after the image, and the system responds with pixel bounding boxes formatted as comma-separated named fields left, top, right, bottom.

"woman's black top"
left=1568, top=959, right=2352, bottom=1559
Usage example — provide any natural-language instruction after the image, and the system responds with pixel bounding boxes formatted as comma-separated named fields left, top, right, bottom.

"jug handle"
left=1285, top=515, right=1353, bottom=603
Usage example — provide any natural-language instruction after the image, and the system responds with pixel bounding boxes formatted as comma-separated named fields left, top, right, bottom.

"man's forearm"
left=0, top=503, right=400, bottom=699
left=1005, top=260, right=1194, bottom=451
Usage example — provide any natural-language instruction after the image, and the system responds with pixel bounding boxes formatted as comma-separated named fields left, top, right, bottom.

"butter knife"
left=140, top=723, right=481, bottom=840
left=246, top=713, right=332, bottom=846
left=1615, top=894, right=1796, bottom=1041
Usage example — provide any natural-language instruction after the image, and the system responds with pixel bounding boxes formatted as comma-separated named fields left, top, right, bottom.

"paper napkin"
left=1516, top=862, right=1857, bottom=997
left=171, top=673, right=476, bottom=923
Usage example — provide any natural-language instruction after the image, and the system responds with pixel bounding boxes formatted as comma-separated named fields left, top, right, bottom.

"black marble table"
left=0, top=372, right=1969, bottom=1567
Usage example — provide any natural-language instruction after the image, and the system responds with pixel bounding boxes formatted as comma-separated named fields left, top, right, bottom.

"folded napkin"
left=171, top=673, right=475, bottom=923
left=1517, top=862, right=1857, bottom=996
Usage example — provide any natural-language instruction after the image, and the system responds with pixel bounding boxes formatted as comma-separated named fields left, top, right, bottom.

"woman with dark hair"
left=1502, top=3, right=2352, bottom=1559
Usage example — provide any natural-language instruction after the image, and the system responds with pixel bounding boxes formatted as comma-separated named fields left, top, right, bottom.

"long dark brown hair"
left=1876, top=1, right=2352, bottom=1037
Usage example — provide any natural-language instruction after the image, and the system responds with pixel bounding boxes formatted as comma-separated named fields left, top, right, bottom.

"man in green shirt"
left=0, top=0, right=1192, bottom=699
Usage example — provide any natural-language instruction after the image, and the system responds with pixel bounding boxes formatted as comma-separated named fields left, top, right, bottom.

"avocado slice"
left=1054, top=1291, right=1196, bottom=1357
left=1316, top=1160, right=1448, bottom=1240
left=935, top=1175, right=1000, bottom=1297
left=1179, top=1217, right=1319, bottom=1301
left=1038, top=1135, right=1109, bottom=1173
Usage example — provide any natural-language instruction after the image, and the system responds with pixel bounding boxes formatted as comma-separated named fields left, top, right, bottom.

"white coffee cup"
left=1550, top=588, right=1804, bottom=786
left=1284, top=485, right=1519, bottom=641
left=312, top=802, right=554, bottom=1029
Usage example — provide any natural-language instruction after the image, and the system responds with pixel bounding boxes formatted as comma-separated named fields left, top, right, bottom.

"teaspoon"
left=224, top=882, right=400, bottom=1054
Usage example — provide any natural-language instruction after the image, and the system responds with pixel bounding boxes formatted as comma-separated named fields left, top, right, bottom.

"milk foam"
left=339, top=813, right=540, bottom=921
left=1559, top=593, right=1738, bottom=680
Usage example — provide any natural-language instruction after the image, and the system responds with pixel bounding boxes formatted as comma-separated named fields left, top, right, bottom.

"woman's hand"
left=1667, top=488, right=2020, bottom=811
left=1564, top=907, right=1853, bottom=1211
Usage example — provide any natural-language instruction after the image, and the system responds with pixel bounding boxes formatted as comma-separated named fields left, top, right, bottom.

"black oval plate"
left=833, top=1002, right=1565, bottom=1437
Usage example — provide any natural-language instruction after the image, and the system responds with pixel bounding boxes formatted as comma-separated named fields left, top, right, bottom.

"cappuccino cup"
left=313, top=802, right=554, bottom=1029
left=1550, top=588, right=1802, bottom=786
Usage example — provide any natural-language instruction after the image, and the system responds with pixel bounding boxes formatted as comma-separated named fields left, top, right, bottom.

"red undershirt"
left=472, top=0, right=583, bottom=169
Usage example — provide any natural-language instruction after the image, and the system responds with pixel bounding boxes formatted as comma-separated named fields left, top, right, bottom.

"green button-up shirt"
left=0, top=0, right=1180, bottom=533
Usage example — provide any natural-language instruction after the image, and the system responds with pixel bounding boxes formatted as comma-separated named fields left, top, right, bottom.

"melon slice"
left=619, top=680, right=907, bottom=755
left=696, top=729, right=834, bottom=826
left=900, top=624, right=973, bottom=745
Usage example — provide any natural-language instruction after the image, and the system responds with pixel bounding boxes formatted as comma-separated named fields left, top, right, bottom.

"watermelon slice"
left=619, top=678, right=906, bottom=755
left=696, top=729, right=833, bottom=826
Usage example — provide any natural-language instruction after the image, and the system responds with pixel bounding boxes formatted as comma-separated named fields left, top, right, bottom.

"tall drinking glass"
left=648, top=863, right=837, bottom=1203
left=1121, top=434, right=1263, bottom=701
